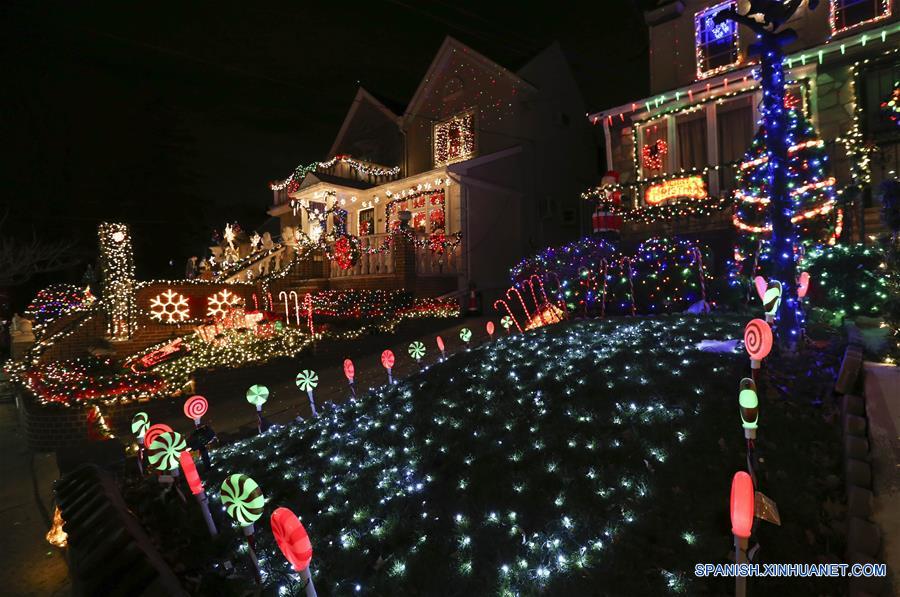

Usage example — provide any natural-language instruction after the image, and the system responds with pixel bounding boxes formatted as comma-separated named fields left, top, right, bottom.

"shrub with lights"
left=803, top=243, right=891, bottom=326
left=26, top=284, right=95, bottom=332
left=151, top=315, right=842, bottom=595
left=510, top=237, right=713, bottom=316
left=23, top=356, right=164, bottom=406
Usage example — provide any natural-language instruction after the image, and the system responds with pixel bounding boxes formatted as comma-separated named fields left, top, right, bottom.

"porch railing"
left=328, top=233, right=395, bottom=278
left=415, top=241, right=461, bottom=276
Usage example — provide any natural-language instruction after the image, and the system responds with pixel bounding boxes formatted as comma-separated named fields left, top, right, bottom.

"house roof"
left=327, top=87, right=403, bottom=159
left=402, top=36, right=536, bottom=122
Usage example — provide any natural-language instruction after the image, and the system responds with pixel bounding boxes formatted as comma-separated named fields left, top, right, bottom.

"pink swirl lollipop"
left=381, top=349, right=395, bottom=369
left=271, top=507, right=313, bottom=572
left=144, top=423, right=173, bottom=448
left=744, top=319, right=773, bottom=370
left=183, top=395, right=208, bottom=423
left=343, top=358, right=355, bottom=382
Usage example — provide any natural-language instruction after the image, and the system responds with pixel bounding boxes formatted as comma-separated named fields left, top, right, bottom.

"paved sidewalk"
left=0, top=394, right=71, bottom=596
left=864, top=361, right=900, bottom=589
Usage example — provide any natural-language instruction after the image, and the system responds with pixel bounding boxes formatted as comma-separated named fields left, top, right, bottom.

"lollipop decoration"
left=486, top=321, right=495, bottom=340
left=183, top=395, right=208, bottom=426
left=271, top=507, right=318, bottom=596
left=148, top=430, right=187, bottom=475
left=797, top=271, right=810, bottom=299
left=753, top=275, right=767, bottom=302
left=343, top=358, right=356, bottom=398
left=381, top=349, right=395, bottom=384
left=131, top=412, right=150, bottom=475
left=295, top=369, right=319, bottom=417
left=763, top=280, right=782, bottom=323
left=221, top=473, right=265, bottom=582
left=743, top=319, right=773, bottom=375
left=459, top=327, right=472, bottom=348
left=500, top=315, right=513, bottom=335
left=246, top=384, right=270, bottom=434
left=738, top=378, right=759, bottom=439
left=179, top=451, right=217, bottom=536
left=436, top=336, right=446, bottom=360
left=144, top=423, right=173, bottom=450
left=408, top=341, right=426, bottom=368
left=730, top=471, right=755, bottom=597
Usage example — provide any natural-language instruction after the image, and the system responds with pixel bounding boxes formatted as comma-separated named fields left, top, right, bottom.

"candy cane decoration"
left=527, top=274, right=551, bottom=326
left=600, top=259, right=609, bottom=318
left=522, top=278, right=541, bottom=320
left=506, top=287, right=532, bottom=322
left=543, top=271, right=569, bottom=319
left=493, top=299, right=523, bottom=333
left=279, top=290, right=290, bottom=325
left=180, top=451, right=217, bottom=537
left=251, top=293, right=259, bottom=310
left=289, top=290, right=300, bottom=326
left=266, top=291, right=274, bottom=312
left=304, top=293, right=314, bottom=335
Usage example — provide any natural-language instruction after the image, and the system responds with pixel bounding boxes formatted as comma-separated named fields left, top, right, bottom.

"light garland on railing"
left=270, top=155, right=400, bottom=191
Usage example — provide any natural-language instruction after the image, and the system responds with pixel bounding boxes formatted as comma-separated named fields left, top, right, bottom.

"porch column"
left=706, top=103, right=720, bottom=197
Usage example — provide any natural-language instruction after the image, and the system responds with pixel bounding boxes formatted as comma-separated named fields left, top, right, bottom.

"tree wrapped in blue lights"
left=717, top=0, right=822, bottom=348
left=733, top=94, right=840, bottom=279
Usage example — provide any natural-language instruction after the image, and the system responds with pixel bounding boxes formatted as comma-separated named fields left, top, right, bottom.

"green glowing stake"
left=738, top=378, right=759, bottom=439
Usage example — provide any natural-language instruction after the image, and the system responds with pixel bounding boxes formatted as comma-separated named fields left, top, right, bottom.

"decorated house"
left=589, top=0, right=899, bottom=242
left=266, top=37, right=595, bottom=301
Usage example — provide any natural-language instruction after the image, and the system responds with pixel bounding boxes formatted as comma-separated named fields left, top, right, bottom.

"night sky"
left=2, top=0, right=654, bottom=285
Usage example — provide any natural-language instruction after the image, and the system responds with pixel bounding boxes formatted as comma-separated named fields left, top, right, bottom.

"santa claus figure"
left=592, top=171, right=623, bottom=238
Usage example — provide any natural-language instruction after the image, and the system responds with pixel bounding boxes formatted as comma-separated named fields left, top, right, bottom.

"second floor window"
left=830, top=0, right=892, bottom=35
left=695, top=1, right=741, bottom=80
left=434, top=110, right=476, bottom=166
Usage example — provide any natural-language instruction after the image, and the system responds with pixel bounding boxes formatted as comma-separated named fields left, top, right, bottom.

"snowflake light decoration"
left=149, top=290, right=190, bottom=323
left=207, top=289, right=243, bottom=319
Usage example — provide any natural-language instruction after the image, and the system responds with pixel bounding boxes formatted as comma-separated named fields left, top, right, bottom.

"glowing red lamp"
left=730, top=471, right=755, bottom=539
left=343, top=358, right=355, bottom=382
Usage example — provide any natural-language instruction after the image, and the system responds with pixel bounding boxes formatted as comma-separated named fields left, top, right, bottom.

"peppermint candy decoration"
left=763, top=281, right=782, bottom=316
left=408, top=341, right=426, bottom=361
left=501, top=315, right=513, bottom=330
left=246, top=384, right=269, bottom=407
left=459, top=327, right=472, bottom=342
left=743, top=319, right=773, bottom=361
left=343, top=358, right=355, bottom=382
left=148, top=430, right=187, bottom=472
left=131, top=412, right=149, bottom=437
left=220, top=474, right=265, bottom=526
left=271, top=507, right=313, bottom=571
left=144, top=423, right=172, bottom=448
left=295, top=370, right=319, bottom=392
left=183, top=395, right=208, bottom=420
left=381, top=349, right=395, bottom=369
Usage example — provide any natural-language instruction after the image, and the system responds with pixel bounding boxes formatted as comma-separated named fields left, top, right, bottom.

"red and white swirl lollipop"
left=271, top=507, right=317, bottom=595
left=744, top=319, right=773, bottom=370
left=183, top=395, right=208, bottom=427
left=381, top=349, right=395, bottom=384
left=144, top=423, right=173, bottom=449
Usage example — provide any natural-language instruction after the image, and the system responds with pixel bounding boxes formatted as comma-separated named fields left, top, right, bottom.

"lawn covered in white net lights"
left=204, top=314, right=842, bottom=596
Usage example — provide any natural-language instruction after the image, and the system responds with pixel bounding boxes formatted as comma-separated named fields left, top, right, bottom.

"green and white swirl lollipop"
left=220, top=474, right=265, bottom=527
left=501, top=315, right=513, bottom=330
left=131, top=412, right=149, bottom=438
left=295, top=370, right=319, bottom=417
left=459, top=327, right=472, bottom=344
left=408, top=341, right=426, bottom=362
left=246, top=384, right=269, bottom=411
left=148, top=431, right=187, bottom=472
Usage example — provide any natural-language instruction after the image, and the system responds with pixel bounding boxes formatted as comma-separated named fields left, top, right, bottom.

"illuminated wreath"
left=641, top=139, right=667, bottom=171
left=882, top=83, right=899, bottom=129
left=332, top=235, right=361, bottom=270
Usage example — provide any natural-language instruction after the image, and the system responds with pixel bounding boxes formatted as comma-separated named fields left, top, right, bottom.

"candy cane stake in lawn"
left=220, top=474, right=265, bottom=583
left=296, top=369, right=319, bottom=417
left=179, top=451, right=217, bottom=537
left=271, top=507, right=317, bottom=597
left=381, top=350, right=395, bottom=384
left=279, top=290, right=290, bottom=325
left=343, top=358, right=356, bottom=398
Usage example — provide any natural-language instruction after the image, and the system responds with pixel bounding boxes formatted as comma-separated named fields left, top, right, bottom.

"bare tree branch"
left=0, top=210, right=80, bottom=286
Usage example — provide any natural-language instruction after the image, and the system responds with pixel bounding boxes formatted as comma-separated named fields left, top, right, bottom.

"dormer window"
left=830, top=0, right=892, bottom=35
left=433, top=110, right=477, bottom=167
left=694, top=1, right=741, bottom=80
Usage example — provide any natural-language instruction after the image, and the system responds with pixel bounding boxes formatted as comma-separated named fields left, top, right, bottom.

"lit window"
left=830, top=0, right=891, bottom=34
left=358, top=208, right=375, bottom=236
left=433, top=110, right=476, bottom=166
left=694, top=1, right=741, bottom=80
